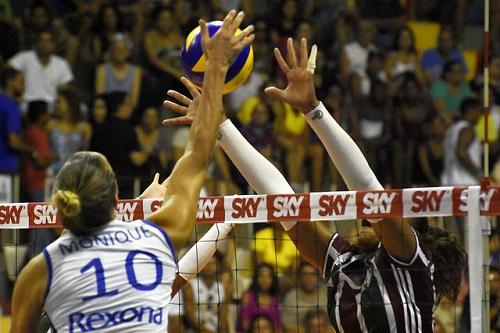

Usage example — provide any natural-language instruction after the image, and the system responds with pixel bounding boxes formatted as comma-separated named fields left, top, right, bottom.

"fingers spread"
left=274, top=48, right=290, bottom=74
left=264, top=86, right=286, bottom=101
left=180, top=77, right=201, bottom=98
left=233, top=24, right=254, bottom=43
left=286, top=37, right=298, bottom=68
left=307, top=44, right=318, bottom=74
left=234, top=33, right=255, bottom=52
left=166, top=90, right=192, bottom=106
left=300, top=37, right=308, bottom=68
left=230, top=11, right=245, bottom=31
left=162, top=117, right=193, bottom=127
left=219, top=10, right=237, bottom=38
left=222, top=9, right=237, bottom=27
left=163, top=100, right=188, bottom=115
left=199, top=19, right=209, bottom=42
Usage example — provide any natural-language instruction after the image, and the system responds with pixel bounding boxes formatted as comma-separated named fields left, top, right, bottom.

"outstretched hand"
left=264, top=38, right=320, bottom=113
left=162, top=77, right=200, bottom=127
left=200, top=10, right=255, bottom=68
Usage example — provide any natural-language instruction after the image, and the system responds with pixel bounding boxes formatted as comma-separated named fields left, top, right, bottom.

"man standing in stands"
left=8, top=30, right=73, bottom=109
left=441, top=97, right=482, bottom=186
left=183, top=253, right=230, bottom=332
left=0, top=68, right=31, bottom=175
left=441, top=97, right=482, bottom=243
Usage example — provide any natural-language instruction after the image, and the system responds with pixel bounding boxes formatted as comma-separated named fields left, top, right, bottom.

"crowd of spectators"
left=1, top=0, right=500, bottom=332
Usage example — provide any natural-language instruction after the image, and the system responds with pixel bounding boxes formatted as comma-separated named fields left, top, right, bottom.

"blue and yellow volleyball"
left=181, top=21, right=254, bottom=94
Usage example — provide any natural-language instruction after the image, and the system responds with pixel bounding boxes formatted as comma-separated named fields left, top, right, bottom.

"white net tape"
left=1, top=186, right=499, bottom=228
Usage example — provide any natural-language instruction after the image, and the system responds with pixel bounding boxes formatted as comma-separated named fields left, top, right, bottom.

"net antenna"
left=478, top=0, right=492, bottom=331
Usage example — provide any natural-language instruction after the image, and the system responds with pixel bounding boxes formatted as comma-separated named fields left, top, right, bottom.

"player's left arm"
left=163, top=78, right=332, bottom=273
left=265, top=38, right=417, bottom=262
left=10, top=254, right=47, bottom=333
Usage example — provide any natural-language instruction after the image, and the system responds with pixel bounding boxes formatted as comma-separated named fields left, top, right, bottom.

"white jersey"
left=190, top=277, right=225, bottom=332
left=42, top=219, right=177, bottom=332
left=441, top=120, right=481, bottom=185
left=8, top=50, right=73, bottom=104
left=343, top=41, right=377, bottom=75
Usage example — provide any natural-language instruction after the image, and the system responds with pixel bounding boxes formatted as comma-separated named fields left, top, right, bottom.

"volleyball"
left=181, top=20, right=254, bottom=94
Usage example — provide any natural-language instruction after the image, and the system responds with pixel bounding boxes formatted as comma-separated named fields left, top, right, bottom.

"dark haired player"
left=163, top=37, right=466, bottom=333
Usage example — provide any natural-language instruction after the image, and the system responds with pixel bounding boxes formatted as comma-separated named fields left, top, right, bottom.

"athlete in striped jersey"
left=162, top=37, right=466, bottom=333
left=9, top=10, right=255, bottom=332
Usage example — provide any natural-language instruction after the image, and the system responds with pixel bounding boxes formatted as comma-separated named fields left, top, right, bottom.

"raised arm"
left=265, top=38, right=416, bottom=262
left=217, top=120, right=333, bottom=270
left=163, top=78, right=332, bottom=273
left=147, top=10, right=254, bottom=251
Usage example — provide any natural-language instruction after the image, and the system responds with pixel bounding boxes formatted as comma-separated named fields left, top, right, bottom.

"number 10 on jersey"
left=80, top=250, right=163, bottom=302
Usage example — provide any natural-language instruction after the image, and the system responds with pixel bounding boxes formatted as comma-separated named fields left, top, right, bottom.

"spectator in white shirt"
left=282, top=261, right=328, bottom=332
left=8, top=30, right=73, bottom=107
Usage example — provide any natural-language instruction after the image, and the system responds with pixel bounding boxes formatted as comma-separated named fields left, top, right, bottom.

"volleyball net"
left=0, top=186, right=496, bottom=332
left=1, top=186, right=499, bottom=227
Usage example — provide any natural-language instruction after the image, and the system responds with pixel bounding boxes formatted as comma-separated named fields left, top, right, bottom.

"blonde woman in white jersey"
left=9, top=10, right=255, bottom=333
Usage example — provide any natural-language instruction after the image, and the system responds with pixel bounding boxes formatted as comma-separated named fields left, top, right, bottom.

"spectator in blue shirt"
left=0, top=67, right=31, bottom=174
left=421, top=26, right=467, bottom=85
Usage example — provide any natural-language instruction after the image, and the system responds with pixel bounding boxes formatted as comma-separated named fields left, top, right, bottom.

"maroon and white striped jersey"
left=323, top=230, right=435, bottom=333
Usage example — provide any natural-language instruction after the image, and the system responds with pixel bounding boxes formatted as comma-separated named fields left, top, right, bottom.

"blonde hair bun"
left=53, top=190, right=81, bottom=218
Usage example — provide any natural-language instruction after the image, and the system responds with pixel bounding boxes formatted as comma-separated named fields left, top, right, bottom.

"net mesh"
left=1, top=189, right=494, bottom=332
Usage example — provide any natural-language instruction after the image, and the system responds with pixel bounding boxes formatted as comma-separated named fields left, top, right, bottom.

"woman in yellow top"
left=274, top=99, right=308, bottom=191
left=238, top=92, right=307, bottom=190
left=253, top=224, right=298, bottom=276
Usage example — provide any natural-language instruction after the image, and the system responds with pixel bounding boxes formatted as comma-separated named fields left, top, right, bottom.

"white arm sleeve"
left=177, top=222, right=233, bottom=281
left=177, top=119, right=299, bottom=281
left=304, top=102, right=383, bottom=192
left=218, top=119, right=297, bottom=230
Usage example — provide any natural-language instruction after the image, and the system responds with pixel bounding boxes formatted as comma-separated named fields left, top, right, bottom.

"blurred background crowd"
left=1, top=0, right=500, bottom=332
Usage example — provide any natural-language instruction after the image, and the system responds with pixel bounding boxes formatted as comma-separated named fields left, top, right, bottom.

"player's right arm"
left=147, top=10, right=254, bottom=252
left=10, top=254, right=47, bottom=333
